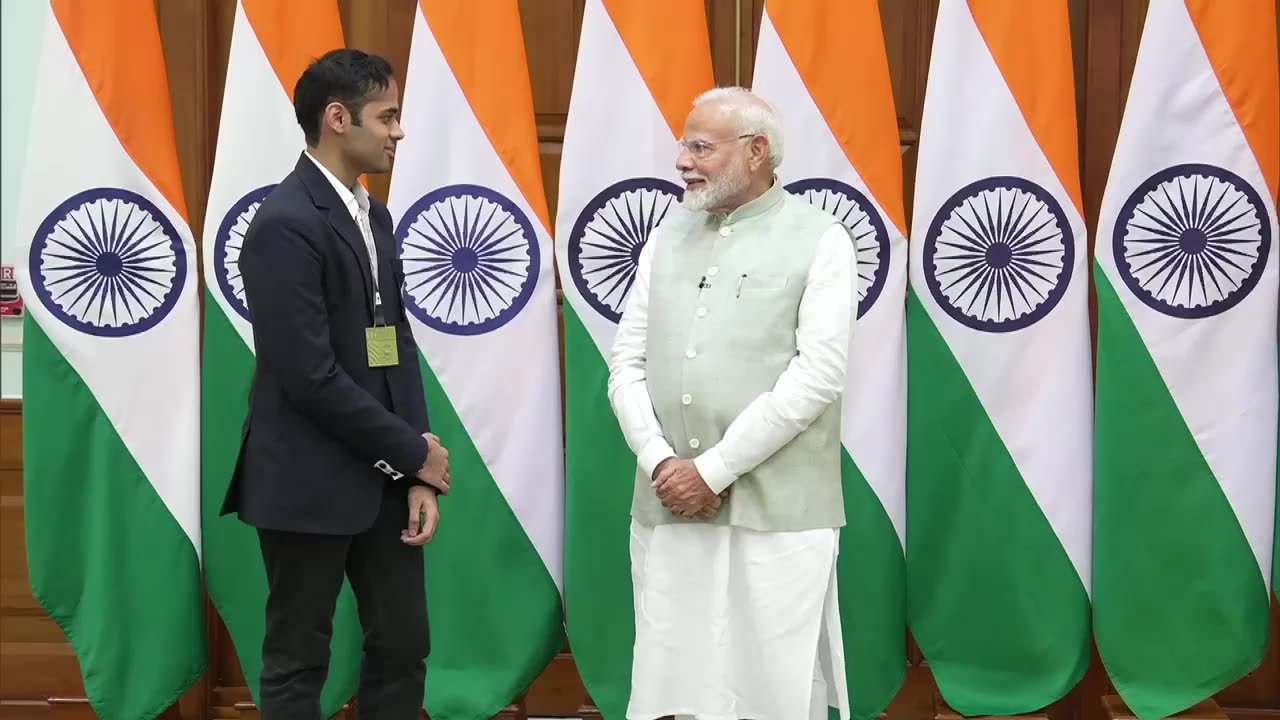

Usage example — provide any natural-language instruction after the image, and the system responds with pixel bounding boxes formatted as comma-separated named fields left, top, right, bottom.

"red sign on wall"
left=0, top=265, right=23, bottom=317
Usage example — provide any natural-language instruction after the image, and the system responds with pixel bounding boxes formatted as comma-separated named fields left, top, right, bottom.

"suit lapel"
left=295, top=154, right=376, bottom=311
left=328, top=205, right=376, bottom=310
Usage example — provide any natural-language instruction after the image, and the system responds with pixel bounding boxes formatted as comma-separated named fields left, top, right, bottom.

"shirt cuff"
left=637, top=437, right=677, bottom=481
left=374, top=459, right=406, bottom=481
left=378, top=432, right=430, bottom=483
left=695, top=448, right=737, bottom=494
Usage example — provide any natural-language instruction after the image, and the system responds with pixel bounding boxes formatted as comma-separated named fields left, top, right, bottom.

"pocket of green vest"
left=735, top=272, right=788, bottom=294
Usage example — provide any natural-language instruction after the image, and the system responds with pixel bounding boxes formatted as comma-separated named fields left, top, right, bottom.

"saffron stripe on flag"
left=765, top=0, right=907, bottom=234
left=52, top=0, right=187, bottom=220
left=599, top=0, right=713, bottom=138
left=421, top=0, right=551, bottom=232
left=1186, top=0, right=1279, bottom=200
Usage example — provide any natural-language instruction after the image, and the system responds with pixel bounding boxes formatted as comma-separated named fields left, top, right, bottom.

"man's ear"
left=750, top=135, right=770, bottom=171
left=323, top=102, right=349, bottom=136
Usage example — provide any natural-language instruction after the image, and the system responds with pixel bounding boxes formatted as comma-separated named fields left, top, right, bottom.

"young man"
left=221, top=48, right=450, bottom=718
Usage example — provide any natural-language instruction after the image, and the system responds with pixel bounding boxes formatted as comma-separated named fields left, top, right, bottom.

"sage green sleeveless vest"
left=631, top=180, right=848, bottom=531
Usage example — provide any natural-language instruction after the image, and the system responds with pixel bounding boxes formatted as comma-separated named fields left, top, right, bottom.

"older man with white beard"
left=606, top=86, right=858, bottom=720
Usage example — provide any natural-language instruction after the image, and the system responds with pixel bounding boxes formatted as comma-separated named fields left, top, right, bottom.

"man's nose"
left=675, top=148, right=695, bottom=172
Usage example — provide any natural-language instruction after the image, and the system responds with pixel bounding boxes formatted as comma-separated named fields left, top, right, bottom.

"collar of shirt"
left=706, top=174, right=786, bottom=227
left=305, top=150, right=370, bottom=222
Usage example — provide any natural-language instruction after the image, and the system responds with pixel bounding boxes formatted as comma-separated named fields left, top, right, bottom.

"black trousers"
left=256, top=479, right=429, bottom=720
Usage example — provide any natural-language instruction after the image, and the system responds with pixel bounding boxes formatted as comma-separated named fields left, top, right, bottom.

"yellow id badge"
left=366, top=325, right=400, bottom=368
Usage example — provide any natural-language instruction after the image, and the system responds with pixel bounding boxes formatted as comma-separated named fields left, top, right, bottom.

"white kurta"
left=606, top=200, right=858, bottom=720
left=626, top=520, right=849, bottom=720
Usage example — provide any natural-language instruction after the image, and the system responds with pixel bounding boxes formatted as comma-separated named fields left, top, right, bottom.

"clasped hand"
left=417, top=432, right=451, bottom=494
left=403, top=433, right=451, bottom=546
left=652, top=457, right=724, bottom=518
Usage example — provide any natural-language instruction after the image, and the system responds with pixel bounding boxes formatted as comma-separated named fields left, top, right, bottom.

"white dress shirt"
left=305, top=152, right=381, bottom=303
left=607, top=220, right=857, bottom=494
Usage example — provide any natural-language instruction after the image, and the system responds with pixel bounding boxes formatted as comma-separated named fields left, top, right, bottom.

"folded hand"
left=652, top=458, right=722, bottom=519
left=417, top=433, right=451, bottom=494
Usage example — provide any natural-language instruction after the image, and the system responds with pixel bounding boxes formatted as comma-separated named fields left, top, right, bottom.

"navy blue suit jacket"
left=221, top=154, right=431, bottom=535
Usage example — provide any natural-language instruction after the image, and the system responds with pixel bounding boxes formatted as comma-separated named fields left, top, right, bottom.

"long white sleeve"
left=694, top=223, right=857, bottom=492
left=606, top=241, right=677, bottom=481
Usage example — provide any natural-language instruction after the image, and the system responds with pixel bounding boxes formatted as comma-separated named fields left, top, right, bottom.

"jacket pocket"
left=734, top=272, right=788, bottom=294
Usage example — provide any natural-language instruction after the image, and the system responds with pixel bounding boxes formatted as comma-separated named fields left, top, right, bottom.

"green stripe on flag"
left=1094, top=269, right=1269, bottom=719
left=562, top=304, right=636, bottom=720
left=200, top=294, right=364, bottom=716
left=838, top=451, right=907, bottom=720
left=417, top=354, right=564, bottom=719
left=23, top=315, right=206, bottom=720
left=905, top=290, right=1090, bottom=715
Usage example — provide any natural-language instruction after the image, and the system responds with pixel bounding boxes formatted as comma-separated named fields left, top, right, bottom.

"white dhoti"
left=625, top=519, right=849, bottom=720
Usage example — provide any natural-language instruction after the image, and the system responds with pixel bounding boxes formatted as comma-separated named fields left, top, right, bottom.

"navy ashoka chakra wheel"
left=568, top=177, right=683, bottom=324
left=923, top=176, right=1074, bottom=333
left=29, top=187, right=187, bottom=337
left=214, top=184, right=275, bottom=321
left=785, top=177, right=890, bottom=318
left=395, top=184, right=540, bottom=336
left=1113, top=163, right=1271, bottom=319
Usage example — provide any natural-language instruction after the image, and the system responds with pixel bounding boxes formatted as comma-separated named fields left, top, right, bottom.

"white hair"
left=693, top=86, right=784, bottom=170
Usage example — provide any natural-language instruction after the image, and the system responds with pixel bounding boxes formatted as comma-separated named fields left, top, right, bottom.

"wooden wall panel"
left=2, top=1, right=1280, bottom=719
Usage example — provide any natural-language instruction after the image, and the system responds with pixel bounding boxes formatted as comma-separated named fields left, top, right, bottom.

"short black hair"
left=293, top=48, right=395, bottom=146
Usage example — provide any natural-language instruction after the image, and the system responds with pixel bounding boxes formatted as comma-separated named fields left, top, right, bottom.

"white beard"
left=681, top=153, right=750, bottom=212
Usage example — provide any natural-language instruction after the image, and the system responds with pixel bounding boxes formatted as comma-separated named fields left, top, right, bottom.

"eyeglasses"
left=677, top=133, right=756, bottom=160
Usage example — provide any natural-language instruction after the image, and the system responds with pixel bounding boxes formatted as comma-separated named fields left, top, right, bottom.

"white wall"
left=0, top=0, right=50, bottom=399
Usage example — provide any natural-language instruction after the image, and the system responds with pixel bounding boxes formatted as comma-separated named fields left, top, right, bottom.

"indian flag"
left=750, top=1, right=906, bottom=717
left=15, top=0, right=206, bottom=717
left=1093, top=0, right=1279, bottom=716
left=386, top=1, right=565, bottom=716
left=199, top=1, right=363, bottom=714
left=906, top=0, right=1092, bottom=713
left=555, top=1, right=712, bottom=715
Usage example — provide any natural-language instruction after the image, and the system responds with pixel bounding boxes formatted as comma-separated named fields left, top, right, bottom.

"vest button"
left=707, top=266, right=719, bottom=277
left=689, top=438, right=701, bottom=449
left=685, top=349, right=696, bottom=359
left=682, top=393, right=693, bottom=405
left=696, top=307, right=707, bottom=318
left=719, top=226, right=732, bottom=237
